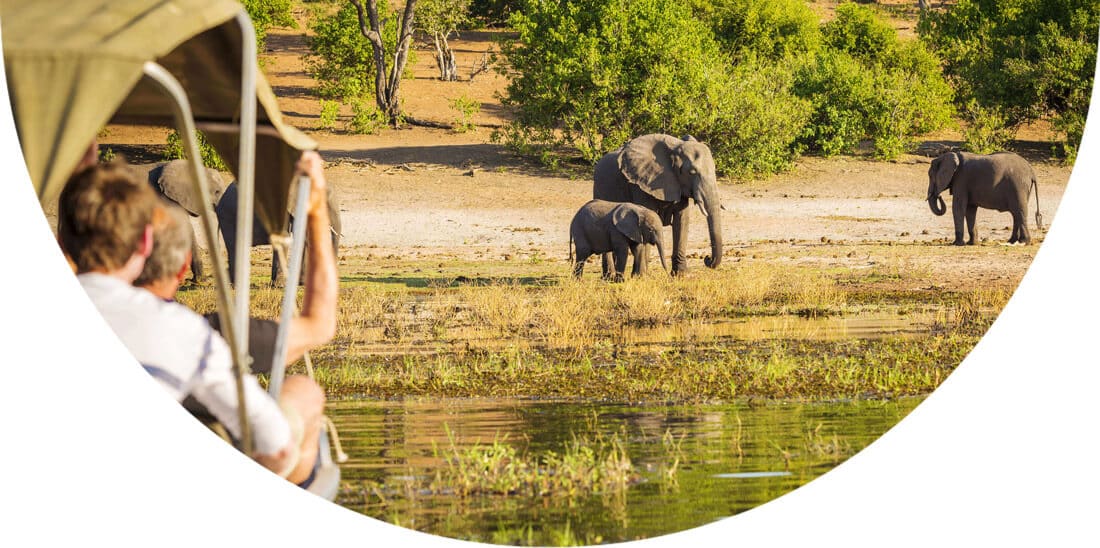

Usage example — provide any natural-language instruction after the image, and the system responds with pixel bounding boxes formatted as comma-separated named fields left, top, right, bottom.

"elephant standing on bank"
left=129, top=160, right=228, bottom=282
left=593, top=134, right=723, bottom=275
left=216, top=181, right=342, bottom=285
left=570, top=200, right=669, bottom=280
left=927, top=151, right=1043, bottom=245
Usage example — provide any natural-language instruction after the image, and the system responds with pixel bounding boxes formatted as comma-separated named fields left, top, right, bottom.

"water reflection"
left=330, top=397, right=923, bottom=543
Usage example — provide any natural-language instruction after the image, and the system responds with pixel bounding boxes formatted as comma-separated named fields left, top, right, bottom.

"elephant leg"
left=188, top=225, right=203, bottom=283
left=573, top=249, right=592, bottom=278
left=965, top=205, right=978, bottom=245
left=612, top=245, right=629, bottom=283
left=951, top=198, right=967, bottom=246
left=601, top=252, right=614, bottom=280
left=1010, top=210, right=1029, bottom=244
left=629, top=242, right=643, bottom=277
left=671, top=209, right=688, bottom=274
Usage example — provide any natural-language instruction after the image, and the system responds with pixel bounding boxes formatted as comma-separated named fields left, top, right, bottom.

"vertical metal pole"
left=234, top=11, right=257, bottom=396
left=268, top=177, right=311, bottom=399
left=141, top=62, right=251, bottom=453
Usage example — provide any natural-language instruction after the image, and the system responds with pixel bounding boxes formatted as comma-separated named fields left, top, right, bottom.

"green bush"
left=318, top=99, right=341, bottom=130
left=348, top=99, right=387, bottom=134
left=961, top=100, right=1013, bottom=154
left=164, top=130, right=229, bottom=171
left=792, top=3, right=953, bottom=159
left=707, top=0, right=821, bottom=61
left=449, top=93, right=481, bottom=132
left=498, top=0, right=807, bottom=176
left=919, top=0, right=1099, bottom=160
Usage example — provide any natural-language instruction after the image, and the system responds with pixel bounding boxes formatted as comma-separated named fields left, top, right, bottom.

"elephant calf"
left=570, top=200, right=668, bottom=281
left=927, top=151, right=1044, bottom=245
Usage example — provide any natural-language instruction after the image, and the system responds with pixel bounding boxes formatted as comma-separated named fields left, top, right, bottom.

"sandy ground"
left=98, top=4, right=1071, bottom=291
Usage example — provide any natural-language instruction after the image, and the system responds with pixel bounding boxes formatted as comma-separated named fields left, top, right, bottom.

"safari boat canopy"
left=1, top=0, right=340, bottom=499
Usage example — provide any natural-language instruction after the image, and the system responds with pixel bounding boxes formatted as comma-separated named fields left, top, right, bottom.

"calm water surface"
left=329, top=396, right=924, bottom=543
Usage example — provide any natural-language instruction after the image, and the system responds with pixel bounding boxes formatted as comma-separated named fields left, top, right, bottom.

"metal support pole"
left=233, top=10, right=258, bottom=395
left=268, top=177, right=310, bottom=399
left=141, top=61, right=251, bottom=454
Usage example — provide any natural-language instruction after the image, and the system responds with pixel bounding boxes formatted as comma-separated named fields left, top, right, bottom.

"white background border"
left=1, top=25, right=1096, bottom=548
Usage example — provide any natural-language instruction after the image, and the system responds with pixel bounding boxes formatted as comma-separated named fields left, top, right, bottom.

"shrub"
left=792, top=3, right=953, bottom=159
left=498, top=0, right=807, bottom=176
left=919, top=0, right=1099, bottom=160
left=318, top=99, right=341, bottom=130
left=348, top=99, right=387, bottom=134
left=961, top=100, right=1013, bottom=154
left=164, top=130, right=229, bottom=171
left=707, top=0, right=821, bottom=61
left=449, top=93, right=480, bottom=132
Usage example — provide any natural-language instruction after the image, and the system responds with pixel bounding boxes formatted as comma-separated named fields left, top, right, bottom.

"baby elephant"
left=570, top=200, right=668, bottom=281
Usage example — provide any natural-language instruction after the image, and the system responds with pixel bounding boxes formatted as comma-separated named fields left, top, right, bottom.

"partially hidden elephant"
left=216, top=180, right=342, bottom=286
left=593, top=134, right=723, bottom=275
left=927, top=151, right=1043, bottom=245
left=570, top=200, right=669, bottom=281
left=129, top=160, right=228, bottom=282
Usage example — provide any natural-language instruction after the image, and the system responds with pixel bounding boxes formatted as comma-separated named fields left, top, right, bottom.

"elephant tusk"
left=695, top=200, right=709, bottom=218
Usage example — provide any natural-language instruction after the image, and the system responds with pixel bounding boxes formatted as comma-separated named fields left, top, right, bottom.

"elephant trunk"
left=928, top=194, right=947, bottom=216
left=699, top=186, right=723, bottom=269
left=656, top=235, right=669, bottom=273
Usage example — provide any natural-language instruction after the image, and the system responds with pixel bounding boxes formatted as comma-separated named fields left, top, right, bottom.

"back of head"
left=135, top=203, right=193, bottom=287
left=58, top=161, right=160, bottom=273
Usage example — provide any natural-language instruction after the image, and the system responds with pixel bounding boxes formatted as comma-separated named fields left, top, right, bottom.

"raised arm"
left=285, top=151, right=338, bottom=363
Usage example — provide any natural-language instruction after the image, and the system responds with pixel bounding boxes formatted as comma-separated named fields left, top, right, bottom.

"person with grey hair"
left=133, top=151, right=337, bottom=488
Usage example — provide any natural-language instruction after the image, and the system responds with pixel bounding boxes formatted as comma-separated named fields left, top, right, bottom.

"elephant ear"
left=611, top=205, right=645, bottom=244
left=933, top=152, right=961, bottom=196
left=619, top=134, right=683, bottom=203
left=156, top=160, right=227, bottom=216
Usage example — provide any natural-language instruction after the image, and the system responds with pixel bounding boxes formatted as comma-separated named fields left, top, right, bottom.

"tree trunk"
left=350, top=0, right=418, bottom=126
left=432, top=33, right=458, bottom=81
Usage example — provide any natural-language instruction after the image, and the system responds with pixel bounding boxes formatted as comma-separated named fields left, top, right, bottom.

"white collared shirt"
left=78, top=273, right=290, bottom=455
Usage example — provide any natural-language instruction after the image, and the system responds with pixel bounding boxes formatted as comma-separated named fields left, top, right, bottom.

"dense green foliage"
left=919, top=0, right=1099, bottom=160
left=794, top=3, right=954, bottom=159
left=498, top=0, right=954, bottom=175
left=498, top=0, right=809, bottom=176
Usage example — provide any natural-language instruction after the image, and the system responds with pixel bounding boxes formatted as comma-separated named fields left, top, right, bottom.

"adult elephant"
left=593, top=134, right=723, bottom=274
left=216, top=180, right=342, bottom=285
left=927, top=151, right=1043, bottom=245
left=129, top=160, right=228, bottom=282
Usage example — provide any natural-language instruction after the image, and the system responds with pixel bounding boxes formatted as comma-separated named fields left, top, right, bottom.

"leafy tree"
left=419, top=0, right=473, bottom=80
left=468, top=0, right=520, bottom=26
left=498, top=0, right=808, bottom=175
left=919, top=0, right=1099, bottom=160
left=306, top=1, right=419, bottom=124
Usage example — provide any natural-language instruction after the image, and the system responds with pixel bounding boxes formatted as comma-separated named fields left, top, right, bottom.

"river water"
left=329, top=396, right=924, bottom=544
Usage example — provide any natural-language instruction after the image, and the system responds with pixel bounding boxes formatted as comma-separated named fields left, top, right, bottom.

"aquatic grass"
left=429, top=426, right=640, bottom=498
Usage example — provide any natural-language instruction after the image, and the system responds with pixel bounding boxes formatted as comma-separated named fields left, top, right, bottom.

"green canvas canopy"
left=0, top=0, right=316, bottom=236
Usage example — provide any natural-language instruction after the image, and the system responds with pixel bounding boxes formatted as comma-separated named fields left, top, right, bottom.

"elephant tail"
left=568, top=232, right=574, bottom=265
left=1032, top=176, right=1044, bottom=231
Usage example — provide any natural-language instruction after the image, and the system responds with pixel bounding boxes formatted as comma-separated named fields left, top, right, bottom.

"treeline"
left=295, top=0, right=1098, bottom=177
